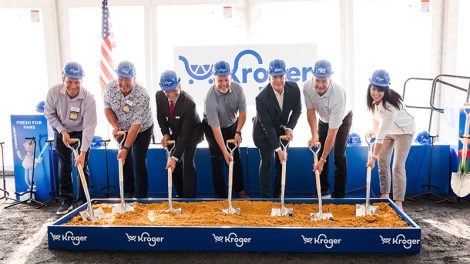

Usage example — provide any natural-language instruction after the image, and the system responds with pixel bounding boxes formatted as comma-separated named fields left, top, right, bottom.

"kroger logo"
left=301, top=234, right=342, bottom=249
left=179, top=49, right=312, bottom=85
left=125, top=232, right=165, bottom=247
left=212, top=232, right=252, bottom=248
left=49, top=231, right=87, bottom=246
left=121, top=68, right=130, bottom=74
left=68, top=68, right=80, bottom=74
left=379, top=234, right=420, bottom=250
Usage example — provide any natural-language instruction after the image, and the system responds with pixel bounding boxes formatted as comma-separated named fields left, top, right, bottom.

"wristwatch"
left=235, top=131, right=242, bottom=136
left=122, top=146, right=131, bottom=151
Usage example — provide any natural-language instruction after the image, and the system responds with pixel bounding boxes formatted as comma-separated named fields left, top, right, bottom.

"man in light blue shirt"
left=303, top=59, right=352, bottom=198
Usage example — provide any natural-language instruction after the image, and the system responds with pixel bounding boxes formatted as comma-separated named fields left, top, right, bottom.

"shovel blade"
left=80, top=207, right=105, bottom=222
left=166, top=207, right=182, bottom=214
left=451, top=172, right=470, bottom=197
left=112, top=202, right=134, bottom=214
left=310, top=211, right=334, bottom=221
left=271, top=207, right=293, bottom=217
left=221, top=206, right=240, bottom=214
left=355, top=204, right=380, bottom=217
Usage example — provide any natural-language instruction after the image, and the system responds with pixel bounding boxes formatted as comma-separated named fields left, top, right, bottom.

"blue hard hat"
left=116, top=61, right=136, bottom=78
left=159, top=70, right=181, bottom=90
left=268, top=59, right=287, bottom=76
left=415, top=131, right=431, bottom=145
left=91, top=136, right=103, bottom=148
left=35, top=101, right=45, bottom=113
left=313, top=60, right=333, bottom=78
left=347, top=133, right=362, bottom=145
left=370, top=69, right=391, bottom=87
left=62, top=62, right=84, bottom=79
left=213, top=61, right=231, bottom=76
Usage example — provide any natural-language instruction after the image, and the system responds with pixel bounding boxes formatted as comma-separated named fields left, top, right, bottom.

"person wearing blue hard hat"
left=303, top=59, right=352, bottom=198
left=366, top=69, right=415, bottom=210
left=202, top=61, right=249, bottom=198
left=44, top=61, right=97, bottom=214
left=103, top=61, right=154, bottom=198
left=156, top=70, right=203, bottom=198
left=36, top=101, right=46, bottom=113
left=253, top=59, right=302, bottom=198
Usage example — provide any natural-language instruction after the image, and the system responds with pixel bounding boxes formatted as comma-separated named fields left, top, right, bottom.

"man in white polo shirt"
left=303, top=59, right=352, bottom=198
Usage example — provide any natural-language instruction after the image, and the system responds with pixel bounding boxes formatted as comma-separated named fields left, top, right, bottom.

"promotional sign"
left=10, top=115, right=53, bottom=201
left=174, top=44, right=317, bottom=105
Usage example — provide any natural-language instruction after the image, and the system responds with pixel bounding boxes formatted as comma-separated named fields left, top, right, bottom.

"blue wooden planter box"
left=48, top=198, right=421, bottom=253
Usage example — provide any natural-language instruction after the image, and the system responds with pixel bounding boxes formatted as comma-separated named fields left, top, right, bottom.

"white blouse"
left=374, top=101, right=416, bottom=144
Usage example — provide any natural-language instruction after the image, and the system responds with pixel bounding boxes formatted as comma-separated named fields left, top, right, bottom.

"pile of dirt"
left=66, top=201, right=408, bottom=228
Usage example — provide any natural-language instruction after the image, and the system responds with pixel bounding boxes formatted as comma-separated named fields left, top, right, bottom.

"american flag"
left=100, top=0, right=115, bottom=94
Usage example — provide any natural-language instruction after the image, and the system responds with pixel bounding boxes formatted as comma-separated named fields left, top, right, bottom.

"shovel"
left=451, top=106, right=470, bottom=197
left=356, top=135, right=379, bottom=216
left=221, top=139, right=240, bottom=214
left=112, top=131, right=134, bottom=214
left=271, top=135, right=293, bottom=217
left=309, top=143, right=333, bottom=221
left=164, top=140, right=181, bottom=214
left=67, top=138, right=105, bottom=222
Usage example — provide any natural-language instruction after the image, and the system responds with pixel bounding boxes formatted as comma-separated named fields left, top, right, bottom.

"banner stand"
left=5, top=137, right=47, bottom=209
left=0, top=142, right=10, bottom=201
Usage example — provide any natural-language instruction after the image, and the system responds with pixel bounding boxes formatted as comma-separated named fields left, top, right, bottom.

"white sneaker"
left=321, top=194, right=331, bottom=199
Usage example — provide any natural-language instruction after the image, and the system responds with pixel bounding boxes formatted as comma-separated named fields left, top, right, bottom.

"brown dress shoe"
left=237, top=190, right=249, bottom=198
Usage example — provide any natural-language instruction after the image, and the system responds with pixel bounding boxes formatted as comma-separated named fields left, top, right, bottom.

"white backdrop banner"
left=174, top=44, right=317, bottom=105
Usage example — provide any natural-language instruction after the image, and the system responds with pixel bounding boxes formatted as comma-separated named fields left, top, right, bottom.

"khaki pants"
left=378, top=134, right=413, bottom=201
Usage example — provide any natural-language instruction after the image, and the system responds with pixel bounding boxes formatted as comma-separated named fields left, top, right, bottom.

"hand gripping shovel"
left=221, top=139, right=240, bottom=214
left=451, top=106, right=470, bottom=197
left=271, top=135, right=293, bottom=217
left=112, top=131, right=134, bottom=214
left=164, top=140, right=181, bottom=214
left=309, top=143, right=333, bottom=221
left=356, top=136, right=379, bottom=216
left=67, top=139, right=105, bottom=222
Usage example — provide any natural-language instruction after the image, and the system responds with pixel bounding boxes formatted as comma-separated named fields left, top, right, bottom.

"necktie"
left=169, top=101, right=174, bottom=119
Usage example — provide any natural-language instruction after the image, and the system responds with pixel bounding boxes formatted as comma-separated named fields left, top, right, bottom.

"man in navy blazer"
left=156, top=70, right=203, bottom=198
left=253, top=59, right=302, bottom=198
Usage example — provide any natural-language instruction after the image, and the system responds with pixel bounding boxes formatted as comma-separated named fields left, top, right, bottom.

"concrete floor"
left=0, top=174, right=470, bottom=264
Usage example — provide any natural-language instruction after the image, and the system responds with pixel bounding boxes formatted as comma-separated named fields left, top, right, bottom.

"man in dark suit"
left=253, top=59, right=302, bottom=198
left=156, top=70, right=203, bottom=198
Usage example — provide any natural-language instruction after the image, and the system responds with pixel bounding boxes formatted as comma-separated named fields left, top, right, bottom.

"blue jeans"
left=122, top=125, right=153, bottom=198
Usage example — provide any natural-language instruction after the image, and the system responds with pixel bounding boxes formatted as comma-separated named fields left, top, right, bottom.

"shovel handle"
left=226, top=139, right=238, bottom=153
left=68, top=138, right=80, bottom=144
left=115, top=131, right=126, bottom=136
left=279, top=135, right=290, bottom=150
left=314, top=169, right=323, bottom=213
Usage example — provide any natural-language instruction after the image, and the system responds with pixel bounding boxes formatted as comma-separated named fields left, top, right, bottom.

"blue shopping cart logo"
left=178, top=49, right=313, bottom=86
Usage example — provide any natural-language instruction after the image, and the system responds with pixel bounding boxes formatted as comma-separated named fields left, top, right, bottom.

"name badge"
left=69, top=111, right=79, bottom=121
left=123, top=100, right=132, bottom=113
left=71, top=106, right=80, bottom=112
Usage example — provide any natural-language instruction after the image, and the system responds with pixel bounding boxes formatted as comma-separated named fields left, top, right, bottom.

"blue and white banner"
left=10, top=115, right=53, bottom=201
left=175, top=44, right=317, bottom=105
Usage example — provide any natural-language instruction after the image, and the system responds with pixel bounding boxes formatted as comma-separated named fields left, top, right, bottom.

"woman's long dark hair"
left=366, top=84, right=403, bottom=112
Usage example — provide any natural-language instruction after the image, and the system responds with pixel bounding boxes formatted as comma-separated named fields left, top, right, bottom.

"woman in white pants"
left=366, top=70, right=416, bottom=210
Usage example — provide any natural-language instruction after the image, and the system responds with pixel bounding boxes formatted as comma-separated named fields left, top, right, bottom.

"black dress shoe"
left=56, top=201, right=73, bottom=215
